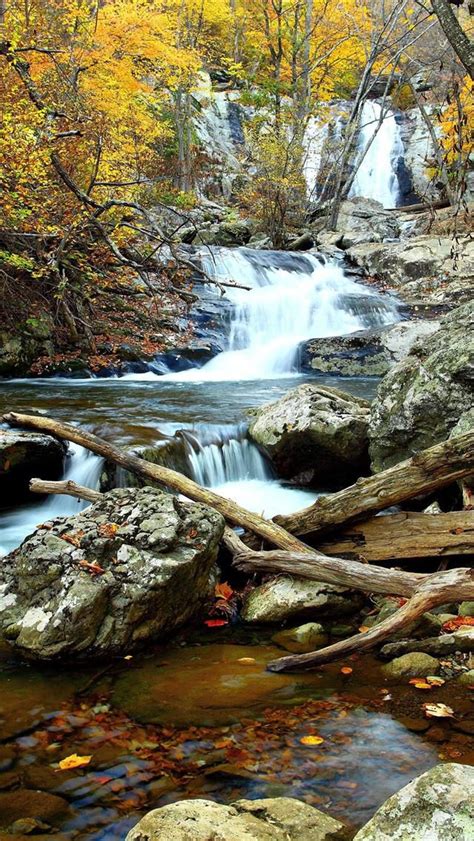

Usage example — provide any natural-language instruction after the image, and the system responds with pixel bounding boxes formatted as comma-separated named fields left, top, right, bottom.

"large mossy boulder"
left=353, top=763, right=474, bottom=840
left=126, top=797, right=349, bottom=841
left=0, top=487, right=224, bottom=660
left=0, top=429, right=66, bottom=508
left=369, top=302, right=474, bottom=472
left=248, top=384, right=370, bottom=488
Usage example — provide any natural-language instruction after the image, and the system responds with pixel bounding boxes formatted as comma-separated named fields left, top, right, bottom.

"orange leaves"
left=98, top=522, right=119, bottom=538
left=409, top=676, right=446, bottom=690
left=79, top=560, right=106, bottom=576
left=215, top=582, right=233, bottom=601
left=442, top=616, right=474, bottom=633
left=423, top=703, right=454, bottom=719
left=237, top=657, right=256, bottom=665
left=58, top=753, right=92, bottom=771
left=340, top=666, right=353, bottom=675
left=300, top=735, right=324, bottom=746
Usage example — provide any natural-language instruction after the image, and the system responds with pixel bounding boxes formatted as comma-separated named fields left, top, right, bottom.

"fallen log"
left=4, top=412, right=311, bottom=555
left=275, top=432, right=474, bottom=538
left=387, top=199, right=450, bottom=213
left=232, top=548, right=474, bottom=671
left=317, top=510, right=474, bottom=562
left=30, top=477, right=474, bottom=672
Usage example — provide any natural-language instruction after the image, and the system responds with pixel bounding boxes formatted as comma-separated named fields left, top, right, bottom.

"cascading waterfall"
left=156, top=247, right=399, bottom=382
left=349, top=100, right=404, bottom=208
left=0, top=443, right=103, bottom=557
left=303, top=117, right=329, bottom=199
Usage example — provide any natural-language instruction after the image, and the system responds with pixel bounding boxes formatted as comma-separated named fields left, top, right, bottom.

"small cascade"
left=0, top=443, right=103, bottom=557
left=349, top=100, right=404, bottom=208
left=185, top=426, right=271, bottom=487
left=155, top=247, right=399, bottom=382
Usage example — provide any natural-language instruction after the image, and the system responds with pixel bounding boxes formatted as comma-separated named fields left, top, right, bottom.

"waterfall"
left=303, top=117, right=329, bottom=199
left=0, top=443, right=103, bottom=557
left=155, top=247, right=399, bottom=382
left=349, top=100, right=404, bottom=208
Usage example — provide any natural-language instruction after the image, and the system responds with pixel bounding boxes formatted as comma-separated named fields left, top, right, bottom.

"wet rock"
left=0, top=487, right=224, bottom=660
left=242, top=577, right=363, bottom=625
left=369, top=302, right=474, bottom=472
left=195, top=218, right=253, bottom=247
left=0, top=430, right=66, bottom=508
left=248, top=383, right=370, bottom=488
left=457, top=670, right=474, bottom=686
left=299, top=320, right=439, bottom=378
left=0, top=790, right=70, bottom=830
left=380, top=628, right=474, bottom=659
left=353, top=763, right=474, bottom=841
left=0, top=314, right=55, bottom=378
left=125, top=797, right=349, bottom=840
left=313, top=198, right=400, bottom=248
left=272, top=622, right=329, bottom=653
left=381, top=652, right=440, bottom=679
left=459, top=601, right=474, bottom=617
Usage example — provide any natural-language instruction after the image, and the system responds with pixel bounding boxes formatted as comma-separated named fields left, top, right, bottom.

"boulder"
left=381, top=652, right=440, bottom=680
left=195, top=218, right=253, bottom=246
left=125, top=797, right=349, bottom=841
left=0, top=487, right=224, bottom=660
left=314, top=198, right=400, bottom=248
left=346, top=235, right=474, bottom=304
left=353, top=763, right=474, bottom=840
left=272, top=622, right=329, bottom=653
left=369, top=302, right=474, bottom=472
left=242, top=577, right=363, bottom=625
left=248, top=384, right=370, bottom=488
left=299, top=320, right=440, bottom=378
left=0, top=429, right=66, bottom=508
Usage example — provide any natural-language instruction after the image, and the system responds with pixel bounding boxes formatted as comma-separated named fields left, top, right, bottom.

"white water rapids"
left=349, top=101, right=404, bottom=208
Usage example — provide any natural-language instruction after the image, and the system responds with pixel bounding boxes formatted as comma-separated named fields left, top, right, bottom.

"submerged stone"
left=381, top=652, right=440, bottom=680
left=272, top=622, right=329, bottom=653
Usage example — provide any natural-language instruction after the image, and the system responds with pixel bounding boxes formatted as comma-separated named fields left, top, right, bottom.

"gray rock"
left=353, top=763, right=474, bottom=841
left=248, top=383, right=370, bottom=488
left=272, top=622, right=329, bottom=653
left=0, top=487, right=224, bottom=659
left=125, top=797, right=349, bottom=841
left=381, top=652, right=440, bottom=679
left=314, top=198, right=400, bottom=248
left=0, top=429, right=66, bottom=507
left=195, top=218, right=252, bottom=246
left=380, top=628, right=474, bottom=659
left=242, top=577, right=363, bottom=625
left=299, top=320, right=440, bottom=378
left=369, top=302, right=474, bottom=472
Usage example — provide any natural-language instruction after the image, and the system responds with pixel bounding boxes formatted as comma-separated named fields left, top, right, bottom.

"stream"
left=1, top=247, right=472, bottom=839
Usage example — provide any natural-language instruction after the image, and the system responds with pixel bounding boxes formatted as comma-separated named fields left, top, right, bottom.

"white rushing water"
left=0, top=443, right=103, bottom=557
left=303, top=117, right=329, bottom=199
left=153, top=247, right=399, bottom=382
left=349, top=100, right=404, bottom=208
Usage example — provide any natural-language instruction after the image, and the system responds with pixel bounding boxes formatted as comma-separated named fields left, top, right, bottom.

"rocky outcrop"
left=369, top=302, right=474, bottom=472
left=347, top=235, right=474, bottom=304
left=248, top=384, right=370, bottom=488
left=313, top=198, right=400, bottom=249
left=242, top=577, right=363, bottom=625
left=125, top=797, right=350, bottom=841
left=299, top=319, right=440, bottom=378
left=0, top=487, right=224, bottom=660
left=353, top=763, right=474, bottom=841
left=0, top=429, right=66, bottom=507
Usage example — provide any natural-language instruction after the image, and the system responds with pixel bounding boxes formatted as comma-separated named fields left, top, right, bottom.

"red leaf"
left=204, top=619, right=228, bottom=627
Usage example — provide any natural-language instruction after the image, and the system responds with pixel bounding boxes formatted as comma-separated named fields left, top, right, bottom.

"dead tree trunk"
left=275, top=432, right=474, bottom=537
left=4, top=412, right=311, bottom=555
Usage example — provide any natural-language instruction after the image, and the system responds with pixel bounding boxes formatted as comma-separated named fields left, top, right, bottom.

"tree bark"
left=29, top=478, right=103, bottom=504
left=275, top=432, right=474, bottom=537
left=431, top=0, right=474, bottom=80
left=3, top=412, right=312, bottom=555
left=317, top=511, right=474, bottom=562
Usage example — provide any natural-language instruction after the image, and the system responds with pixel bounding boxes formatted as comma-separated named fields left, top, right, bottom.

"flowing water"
left=2, top=247, right=469, bottom=839
left=349, top=100, right=404, bottom=208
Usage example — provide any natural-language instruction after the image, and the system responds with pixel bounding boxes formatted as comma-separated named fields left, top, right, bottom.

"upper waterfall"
left=349, top=100, right=404, bottom=208
left=157, top=247, right=399, bottom=382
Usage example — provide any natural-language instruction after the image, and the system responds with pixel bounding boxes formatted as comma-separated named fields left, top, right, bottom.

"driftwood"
left=317, top=510, right=474, bottom=562
left=4, top=412, right=311, bottom=556
left=276, top=432, right=474, bottom=537
left=388, top=199, right=450, bottom=213
left=232, top=547, right=474, bottom=671
left=30, top=476, right=474, bottom=673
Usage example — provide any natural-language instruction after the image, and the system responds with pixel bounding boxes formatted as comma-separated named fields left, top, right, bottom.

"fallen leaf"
left=423, top=703, right=455, bottom=719
left=237, top=657, right=256, bottom=665
left=215, top=582, right=233, bottom=601
left=98, top=523, right=119, bottom=537
left=58, top=753, right=92, bottom=771
left=79, top=560, right=106, bottom=575
left=358, top=625, right=370, bottom=633
left=426, top=676, right=445, bottom=686
left=340, top=666, right=353, bottom=675
left=204, top=619, right=228, bottom=627
left=300, top=735, right=324, bottom=746
left=408, top=679, right=432, bottom=690
left=442, top=616, right=474, bottom=633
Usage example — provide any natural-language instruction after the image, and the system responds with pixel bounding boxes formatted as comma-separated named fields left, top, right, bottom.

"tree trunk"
left=3, top=412, right=312, bottom=555
left=275, top=432, right=474, bottom=537
left=431, top=0, right=474, bottom=80
left=317, top=511, right=474, bottom=562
